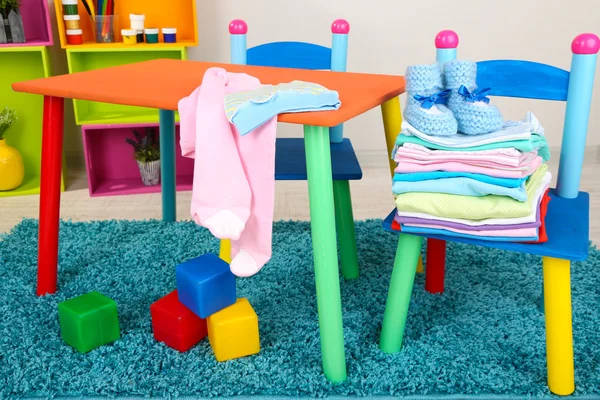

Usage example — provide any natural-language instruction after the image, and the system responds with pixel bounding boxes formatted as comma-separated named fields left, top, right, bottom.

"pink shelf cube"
left=82, top=123, right=194, bottom=197
left=0, top=0, right=53, bottom=47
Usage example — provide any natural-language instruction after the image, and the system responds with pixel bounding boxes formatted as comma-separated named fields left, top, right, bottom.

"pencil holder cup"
left=94, top=15, right=118, bottom=43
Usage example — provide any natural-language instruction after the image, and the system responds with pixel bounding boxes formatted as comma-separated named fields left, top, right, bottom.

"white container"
left=129, top=14, right=145, bottom=31
left=63, top=14, right=80, bottom=20
left=62, top=0, right=78, bottom=4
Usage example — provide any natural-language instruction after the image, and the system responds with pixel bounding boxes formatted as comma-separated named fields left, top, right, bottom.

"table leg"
left=304, top=124, right=347, bottom=383
left=543, top=256, right=575, bottom=395
left=381, top=97, right=425, bottom=273
left=381, top=96, right=402, bottom=177
left=159, top=109, right=176, bottom=222
left=37, top=96, right=64, bottom=296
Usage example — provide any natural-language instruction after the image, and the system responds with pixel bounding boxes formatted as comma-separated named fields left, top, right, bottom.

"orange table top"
left=12, top=59, right=405, bottom=127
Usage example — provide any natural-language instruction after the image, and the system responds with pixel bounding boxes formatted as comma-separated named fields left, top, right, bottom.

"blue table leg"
left=159, top=109, right=176, bottom=222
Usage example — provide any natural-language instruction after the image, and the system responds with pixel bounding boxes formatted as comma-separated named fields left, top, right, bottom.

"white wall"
left=50, top=0, right=600, bottom=161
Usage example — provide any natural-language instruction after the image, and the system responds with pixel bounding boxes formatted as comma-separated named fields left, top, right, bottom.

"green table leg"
left=333, top=180, right=359, bottom=280
left=159, top=109, right=176, bottom=222
left=380, top=233, right=422, bottom=353
left=304, top=124, right=347, bottom=383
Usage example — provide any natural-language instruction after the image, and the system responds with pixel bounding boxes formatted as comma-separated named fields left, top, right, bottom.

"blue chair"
left=223, top=18, right=361, bottom=279
left=379, top=30, right=599, bottom=396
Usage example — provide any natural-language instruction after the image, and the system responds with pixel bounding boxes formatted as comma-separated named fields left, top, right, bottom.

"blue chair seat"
left=275, top=138, right=362, bottom=181
left=383, top=188, right=589, bottom=261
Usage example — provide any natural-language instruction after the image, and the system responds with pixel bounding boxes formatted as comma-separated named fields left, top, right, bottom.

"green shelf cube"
left=58, top=291, right=120, bottom=353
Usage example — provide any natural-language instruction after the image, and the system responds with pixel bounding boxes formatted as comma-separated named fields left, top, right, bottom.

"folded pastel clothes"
left=394, top=165, right=550, bottom=221
left=396, top=190, right=551, bottom=243
left=394, top=132, right=550, bottom=162
left=399, top=111, right=543, bottom=148
left=224, top=80, right=341, bottom=135
left=399, top=224, right=538, bottom=242
left=392, top=176, right=527, bottom=201
left=401, top=189, right=551, bottom=236
left=395, top=142, right=538, bottom=168
left=394, top=190, right=543, bottom=230
left=403, top=222, right=537, bottom=237
left=393, top=171, right=527, bottom=189
left=392, top=189, right=550, bottom=232
left=394, top=153, right=543, bottom=178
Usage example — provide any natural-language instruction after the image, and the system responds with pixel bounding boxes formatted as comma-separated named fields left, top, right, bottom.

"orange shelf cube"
left=54, top=0, right=198, bottom=49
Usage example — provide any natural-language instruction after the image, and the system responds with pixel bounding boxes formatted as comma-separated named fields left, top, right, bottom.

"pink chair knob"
left=572, top=33, right=600, bottom=54
left=331, top=19, right=350, bottom=34
left=229, top=19, right=248, bottom=35
left=435, top=30, right=459, bottom=49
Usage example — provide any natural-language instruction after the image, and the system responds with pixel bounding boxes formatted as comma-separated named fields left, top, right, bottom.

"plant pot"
left=0, top=138, right=24, bottom=191
left=1, top=9, right=25, bottom=43
left=137, top=159, right=160, bottom=186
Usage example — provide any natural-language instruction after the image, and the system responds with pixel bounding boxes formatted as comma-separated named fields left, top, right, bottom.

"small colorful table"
left=12, top=59, right=405, bottom=382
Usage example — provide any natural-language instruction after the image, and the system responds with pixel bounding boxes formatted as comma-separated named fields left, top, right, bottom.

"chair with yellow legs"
left=379, top=30, right=598, bottom=396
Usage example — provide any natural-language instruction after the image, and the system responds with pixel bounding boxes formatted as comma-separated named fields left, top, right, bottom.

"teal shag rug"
left=1, top=218, right=599, bottom=399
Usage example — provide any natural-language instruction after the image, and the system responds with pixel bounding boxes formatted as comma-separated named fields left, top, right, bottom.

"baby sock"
left=186, top=67, right=255, bottom=239
left=444, top=60, right=504, bottom=135
left=403, top=63, right=458, bottom=136
left=229, top=117, right=278, bottom=277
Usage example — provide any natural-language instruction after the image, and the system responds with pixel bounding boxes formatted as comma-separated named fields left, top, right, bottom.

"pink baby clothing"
left=394, top=154, right=543, bottom=178
left=395, top=143, right=538, bottom=168
left=178, top=67, right=277, bottom=278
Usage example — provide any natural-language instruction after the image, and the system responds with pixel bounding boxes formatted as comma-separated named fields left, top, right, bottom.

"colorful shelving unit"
left=82, top=123, right=194, bottom=197
left=0, top=2, right=67, bottom=198
left=54, top=0, right=197, bottom=197
left=67, top=47, right=187, bottom=125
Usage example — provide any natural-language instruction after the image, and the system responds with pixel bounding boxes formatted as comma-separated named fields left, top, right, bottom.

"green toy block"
left=58, top=291, right=120, bottom=353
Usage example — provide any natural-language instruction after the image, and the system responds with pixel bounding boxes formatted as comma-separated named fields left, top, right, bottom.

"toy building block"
left=176, top=253, right=236, bottom=318
left=57, top=291, right=120, bottom=353
left=150, top=289, right=208, bottom=352
left=207, top=298, right=260, bottom=362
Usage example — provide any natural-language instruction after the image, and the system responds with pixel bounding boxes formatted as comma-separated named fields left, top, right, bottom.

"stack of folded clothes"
left=390, top=60, right=552, bottom=243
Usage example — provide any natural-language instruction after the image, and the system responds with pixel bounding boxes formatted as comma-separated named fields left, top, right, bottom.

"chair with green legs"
left=379, top=29, right=598, bottom=396
left=220, top=18, right=362, bottom=280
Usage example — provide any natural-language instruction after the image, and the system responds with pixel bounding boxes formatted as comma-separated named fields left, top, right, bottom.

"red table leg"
left=37, top=96, right=64, bottom=296
left=425, top=238, right=446, bottom=294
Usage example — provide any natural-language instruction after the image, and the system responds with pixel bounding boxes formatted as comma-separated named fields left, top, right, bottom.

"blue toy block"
left=176, top=253, right=236, bottom=318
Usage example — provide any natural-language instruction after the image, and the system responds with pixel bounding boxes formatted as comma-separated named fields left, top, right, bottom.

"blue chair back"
left=228, top=19, right=350, bottom=143
left=434, top=31, right=599, bottom=199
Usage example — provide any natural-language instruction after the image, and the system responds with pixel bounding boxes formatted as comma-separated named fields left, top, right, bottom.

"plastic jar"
left=130, top=14, right=145, bottom=31
left=162, top=28, right=177, bottom=43
left=136, top=30, right=144, bottom=43
left=144, top=28, right=159, bottom=43
left=121, top=29, right=137, bottom=45
left=66, top=29, right=83, bottom=45
left=63, top=14, right=80, bottom=30
left=62, top=0, right=79, bottom=15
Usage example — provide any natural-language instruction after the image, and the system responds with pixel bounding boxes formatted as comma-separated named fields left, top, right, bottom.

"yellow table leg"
left=219, top=239, right=232, bottom=263
left=381, top=96, right=424, bottom=272
left=381, top=96, right=402, bottom=177
left=542, top=256, right=575, bottom=396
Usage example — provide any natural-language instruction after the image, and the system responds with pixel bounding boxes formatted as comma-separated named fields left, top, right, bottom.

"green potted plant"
left=0, top=0, right=24, bottom=44
left=125, top=127, right=161, bottom=186
left=0, top=107, right=24, bottom=191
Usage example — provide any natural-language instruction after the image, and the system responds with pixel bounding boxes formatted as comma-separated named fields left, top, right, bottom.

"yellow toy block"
left=207, top=298, right=260, bottom=362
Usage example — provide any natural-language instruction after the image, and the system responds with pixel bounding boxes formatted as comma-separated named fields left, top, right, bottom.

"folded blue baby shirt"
left=224, top=81, right=341, bottom=135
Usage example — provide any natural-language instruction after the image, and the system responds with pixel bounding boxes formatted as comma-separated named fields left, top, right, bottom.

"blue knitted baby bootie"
left=403, top=64, right=457, bottom=136
left=444, top=60, right=503, bottom=135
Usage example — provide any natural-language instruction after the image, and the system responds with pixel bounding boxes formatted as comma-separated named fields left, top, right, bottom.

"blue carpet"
left=1, top=218, right=599, bottom=399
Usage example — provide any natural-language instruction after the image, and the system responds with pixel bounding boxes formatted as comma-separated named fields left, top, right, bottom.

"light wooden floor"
left=1, top=156, right=598, bottom=245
